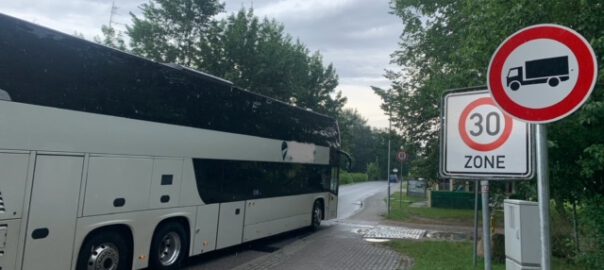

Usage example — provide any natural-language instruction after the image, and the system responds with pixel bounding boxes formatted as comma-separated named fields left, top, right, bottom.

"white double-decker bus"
left=0, top=14, right=346, bottom=270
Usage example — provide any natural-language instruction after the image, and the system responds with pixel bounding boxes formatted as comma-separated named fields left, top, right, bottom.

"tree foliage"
left=198, top=9, right=345, bottom=116
left=120, top=5, right=345, bottom=117
left=338, top=109, right=376, bottom=172
left=384, top=0, right=604, bottom=263
left=127, top=0, right=224, bottom=66
left=94, top=25, right=127, bottom=50
left=383, top=0, right=604, bottom=198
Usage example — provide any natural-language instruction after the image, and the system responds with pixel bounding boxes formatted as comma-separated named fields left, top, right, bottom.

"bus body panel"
left=149, top=158, right=185, bottom=209
left=243, top=193, right=325, bottom=242
left=216, top=201, right=246, bottom=249
left=84, top=156, right=154, bottom=216
left=22, top=155, right=84, bottom=270
left=0, top=152, right=30, bottom=221
left=192, top=204, right=219, bottom=255
left=0, top=100, right=330, bottom=165
left=327, top=192, right=338, bottom=219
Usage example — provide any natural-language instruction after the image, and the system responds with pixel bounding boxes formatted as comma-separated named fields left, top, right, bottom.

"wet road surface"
left=183, top=181, right=400, bottom=270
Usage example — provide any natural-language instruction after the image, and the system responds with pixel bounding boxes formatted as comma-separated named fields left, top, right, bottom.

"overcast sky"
left=0, top=0, right=401, bottom=128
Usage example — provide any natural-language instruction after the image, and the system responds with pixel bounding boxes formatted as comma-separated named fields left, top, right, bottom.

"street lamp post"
left=386, top=97, right=392, bottom=216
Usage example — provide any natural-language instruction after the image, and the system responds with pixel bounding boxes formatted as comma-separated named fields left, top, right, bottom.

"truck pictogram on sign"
left=506, top=56, right=570, bottom=91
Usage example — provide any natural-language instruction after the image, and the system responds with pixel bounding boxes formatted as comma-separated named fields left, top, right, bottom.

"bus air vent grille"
left=0, top=191, right=5, bottom=213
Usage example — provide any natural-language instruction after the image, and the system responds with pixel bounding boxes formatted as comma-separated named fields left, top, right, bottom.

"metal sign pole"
left=481, top=180, right=492, bottom=270
left=387, top=139, right=391, bottom=216
left=400, top=159, right=403, bottom=209
left=536, top=124, right=551, bottom=270
left=473, top=180, right=479, bottom=267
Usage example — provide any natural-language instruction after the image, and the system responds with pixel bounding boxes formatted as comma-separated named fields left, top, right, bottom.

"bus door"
left=22, top=155, right=83, bottom=270
left=327, top=167, right=339, bottom=219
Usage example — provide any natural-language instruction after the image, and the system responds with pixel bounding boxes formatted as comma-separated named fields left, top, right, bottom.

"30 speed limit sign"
left=440, top=88, right=533, bottom=179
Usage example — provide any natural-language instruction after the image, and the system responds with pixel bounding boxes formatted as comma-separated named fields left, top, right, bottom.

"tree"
left=127, top=0, right=224, bottom=65
left=386, top=0, right=604, bottom=265
left=94, top=25, right=127, bottom=50
left=197, top=9, right=346, bottom=117
left=338, top=109, right=376, bottom=172
left=385, top=0, right=604, bottom=199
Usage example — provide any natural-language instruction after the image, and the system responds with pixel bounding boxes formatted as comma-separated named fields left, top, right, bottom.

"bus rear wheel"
left=77, top=231, right=131, bottom=270
left=149, top=222, right=189, bottom=270
left=311, top=200, right=323, bottom=231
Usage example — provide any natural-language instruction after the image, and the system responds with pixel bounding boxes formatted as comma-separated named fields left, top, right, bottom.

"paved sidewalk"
left=227, top=190, right=411, bottom=270
left=231, top=224, right=404, bottom=270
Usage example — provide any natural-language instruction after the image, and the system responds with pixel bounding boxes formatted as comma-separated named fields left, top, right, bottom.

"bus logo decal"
left=281, top=141, right=288, bottom=160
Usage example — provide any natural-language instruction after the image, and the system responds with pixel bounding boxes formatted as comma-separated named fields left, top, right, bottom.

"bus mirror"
left=338, top=150, right=352, bottom=171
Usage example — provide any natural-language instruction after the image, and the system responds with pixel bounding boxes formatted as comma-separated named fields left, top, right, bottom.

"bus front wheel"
left=149, top=222, right=189, bottom=270
left=76, top=230, right=131, bottom=270
left=311, top=200, right=323, bottom=231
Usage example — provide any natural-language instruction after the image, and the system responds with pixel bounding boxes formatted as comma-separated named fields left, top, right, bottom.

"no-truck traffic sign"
left=440, top=89, right=533, bottom=179
left=488, top=24, right=597, bottom=123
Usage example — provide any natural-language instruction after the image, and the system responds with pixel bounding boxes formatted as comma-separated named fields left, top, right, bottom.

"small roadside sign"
left=397, top=151, right=407, bottom=162
left=488, top=24, right=597, bottom=123
left=440, top=88, right=533, bottom=179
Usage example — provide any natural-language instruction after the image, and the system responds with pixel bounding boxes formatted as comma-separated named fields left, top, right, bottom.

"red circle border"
left=488, top=24, right=597, bottom=123
left=459, top=97, right=514, bottom=152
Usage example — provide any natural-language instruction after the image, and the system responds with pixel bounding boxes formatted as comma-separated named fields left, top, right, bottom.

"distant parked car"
left=389, top=174, right=398, bottom=183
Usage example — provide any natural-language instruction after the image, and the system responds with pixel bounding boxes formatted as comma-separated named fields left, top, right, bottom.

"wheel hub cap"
left=159, top=232, right=182, bottom=266
left=88, top=243, right=119, bottom=270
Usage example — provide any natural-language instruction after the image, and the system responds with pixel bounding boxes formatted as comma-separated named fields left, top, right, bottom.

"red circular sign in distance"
left=488, top=24, right=597, bottom=123
left=397, top=151, right=407, bottom=161
left=459, top=97, right=514, bottom=152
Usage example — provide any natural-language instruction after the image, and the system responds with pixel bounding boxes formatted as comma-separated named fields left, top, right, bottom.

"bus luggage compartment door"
left=22, top=155, right=83, bottom=270
left=216, top=201, right=245, bottom=249
left=0, top=153, right=30, bottom=270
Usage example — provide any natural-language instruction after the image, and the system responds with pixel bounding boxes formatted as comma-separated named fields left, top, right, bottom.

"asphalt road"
left=337, top=181, right=389, bottom=219
left=182, top=181, right=391, bottom=270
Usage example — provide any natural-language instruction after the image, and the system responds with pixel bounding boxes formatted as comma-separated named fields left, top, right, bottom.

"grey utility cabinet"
left=504, top=199, right=541, bottom=270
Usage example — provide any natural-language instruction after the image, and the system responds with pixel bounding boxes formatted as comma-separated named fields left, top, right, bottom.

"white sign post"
left=488, top=24, right=598, bottom=270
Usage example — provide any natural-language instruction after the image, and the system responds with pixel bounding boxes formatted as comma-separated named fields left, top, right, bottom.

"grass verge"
left=386, top=240, right=505, bottom=270
left=387, top=240, right=584, bottom=270
left=388, top=192, right=484, bottom=226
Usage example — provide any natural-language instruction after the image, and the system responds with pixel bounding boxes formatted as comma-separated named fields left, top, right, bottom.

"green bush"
left=339, top=171, right=368, bottom=185
left=340, top=171, right=353, bottom=185
left=578, top=195, right=604, bottom=269
left=352, top=173, right=368, bottom=183
left=366, top=162, right=380, bottom=180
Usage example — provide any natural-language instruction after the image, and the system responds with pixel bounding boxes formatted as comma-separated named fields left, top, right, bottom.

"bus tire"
left=311, top=200, right=323, bottom=231
left=148, top=222, right=189, bottom=270
left=76, top=230, right=131, bottom=270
